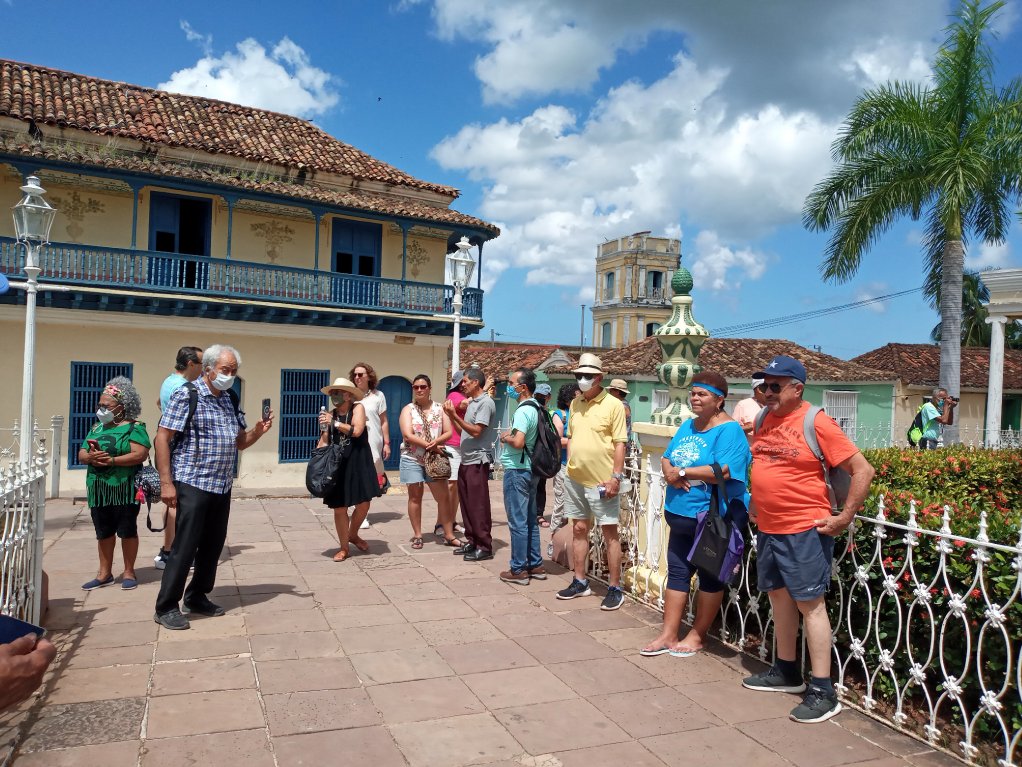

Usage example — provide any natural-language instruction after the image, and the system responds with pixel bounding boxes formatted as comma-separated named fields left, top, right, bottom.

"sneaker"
left=499, top=569, right=530, bottom=585
left=557, top=578, right=592, bottom=600
left=154, top=609, right=190, bottom=630
left=546, top=542, right=554, bottom=558
left=154, top=548, right=169, bottom=570
left=360, top=517, right=370, bottom=530
left=527, top=566, right=548, bottom=580
left=742, top=666, right=807, bottom=694
left=790, top=685, right=842, bottom=723
left=601, top=587, right=625, bottom=611
left=182, top=599, right=225, bottom=617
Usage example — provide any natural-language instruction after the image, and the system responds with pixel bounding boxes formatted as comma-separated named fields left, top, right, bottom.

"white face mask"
left=96, top=407, right=115, bottom=424
left=212, top=373, right=235, bottom=391
left=577, top=376, right=594, bottom=393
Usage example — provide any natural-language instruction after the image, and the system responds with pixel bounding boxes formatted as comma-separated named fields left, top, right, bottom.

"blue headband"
left=692, top=383, right=725, bottom=397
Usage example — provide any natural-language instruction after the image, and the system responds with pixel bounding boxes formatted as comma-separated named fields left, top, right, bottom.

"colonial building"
left=0, top=59, right=498, bottom=492
left=590, top=232, right=679, bottom=349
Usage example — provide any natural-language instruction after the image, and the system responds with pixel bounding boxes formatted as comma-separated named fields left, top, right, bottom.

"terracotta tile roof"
left=546, top=336, right=894, bottom=382
left=457, top=342, right=564, bottom=383
left=0, top=59, right=457, bottom=196
left=852, top=343, right=1022, bottom=390
left=0, top=134, right=499, bottom=235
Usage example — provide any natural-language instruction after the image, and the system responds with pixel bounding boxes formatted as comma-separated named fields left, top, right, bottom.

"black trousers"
left=535, top=476, right=547, bottom=518
left=458, top=462, right=492, bottom=552
left=156, top=481, right=231, bottom=615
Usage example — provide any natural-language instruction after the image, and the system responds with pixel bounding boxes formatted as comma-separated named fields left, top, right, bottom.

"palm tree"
left=803, top=0, right=1022, bottom=443
left=928, top=270, right=1022, bottom=347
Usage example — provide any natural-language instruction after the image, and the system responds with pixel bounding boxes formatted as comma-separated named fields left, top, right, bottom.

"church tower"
left=591, top=231, right=680, bottom=349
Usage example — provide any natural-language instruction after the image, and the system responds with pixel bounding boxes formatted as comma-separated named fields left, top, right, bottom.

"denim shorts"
left=756, top=528, right=835, bottom=601
left=399, top=455, right=442, bottom=485
left=563, top=476, right=620, bottom=526
left=665, top=513, right=723, bottom=594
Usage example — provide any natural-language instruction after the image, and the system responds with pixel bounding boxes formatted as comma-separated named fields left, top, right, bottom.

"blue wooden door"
left=148, top=193, right=211, bottom=289
left=377, top=375, right=411, bottom=470
left=331, top=219, right=381, bottom=307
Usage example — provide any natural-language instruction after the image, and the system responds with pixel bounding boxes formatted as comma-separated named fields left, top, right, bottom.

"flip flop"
left=82, top=575, right=115, bottom=591
left=669, top=647, right=697, bottom=658
left=121, top=578, right=138, bottom=591
left=640, top=645, right=673, bottom=657
left=410, top=537, right=424, bottom=550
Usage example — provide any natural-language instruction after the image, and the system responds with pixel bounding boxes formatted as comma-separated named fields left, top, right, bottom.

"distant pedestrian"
left=444, top=368, right=497, bottom=561
left=443, top=371, right=469, bottom=538
left=153, top=345, right=273, bottom=631
left=918, top=388, right=958, bottom=450
left=533, top=382, right=552, bottom=527
left=606, top=378, right=633, bottom=443
left=732, top=377, right=768, bottom=441
left=351, top=362, right=389, bottom=528
left=319, top=377, right=381, bottom=561
left=154, top=346, right=202, bottom=572
left=79, top=377, right=150, bottom=592
left=556, top=354, right=628, bottom=610
left=547, top=382, right=579, bottom=557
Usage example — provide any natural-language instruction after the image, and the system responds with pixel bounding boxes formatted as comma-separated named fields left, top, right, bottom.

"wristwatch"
left=611, top=472, right=624, bottom=481
left=677, top=468, right=686, bottom=478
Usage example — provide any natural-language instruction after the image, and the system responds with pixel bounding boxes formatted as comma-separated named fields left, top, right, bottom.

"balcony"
left=0, top=237, right=482, bottom=335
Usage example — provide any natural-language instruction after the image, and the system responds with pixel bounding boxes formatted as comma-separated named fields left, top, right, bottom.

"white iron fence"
left=0, top=445, right=48, bottom=625
left=588, top=455, right=1022, bottom=766
left=0, top=415, right=64, bottom=498
left=848, top=423, right=1022, bottom=451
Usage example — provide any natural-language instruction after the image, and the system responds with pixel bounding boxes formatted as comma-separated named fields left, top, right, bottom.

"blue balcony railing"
left=0, top=237, right=482, bottom=319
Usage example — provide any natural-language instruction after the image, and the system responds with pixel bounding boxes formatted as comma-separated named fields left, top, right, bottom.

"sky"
left=4, top=0, right=1022, bottom=360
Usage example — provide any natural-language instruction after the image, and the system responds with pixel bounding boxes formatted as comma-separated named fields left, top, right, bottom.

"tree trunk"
left=939, top=238, right=964, bottom=444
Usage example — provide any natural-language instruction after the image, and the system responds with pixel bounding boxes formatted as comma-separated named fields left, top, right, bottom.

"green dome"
left=672, top=267, right=693, bottom=295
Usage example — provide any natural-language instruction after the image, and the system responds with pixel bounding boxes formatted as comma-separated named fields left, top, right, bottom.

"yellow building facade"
left=0, top=59, right=498, bottom=494
left=591, top=232, right=679, bottom=349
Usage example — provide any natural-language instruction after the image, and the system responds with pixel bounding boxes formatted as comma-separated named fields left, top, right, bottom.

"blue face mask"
left=506, top=383, right=520, bottom=401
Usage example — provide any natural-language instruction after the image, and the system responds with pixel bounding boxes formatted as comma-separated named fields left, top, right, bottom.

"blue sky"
left=5, top=0, right=1022, bottom=360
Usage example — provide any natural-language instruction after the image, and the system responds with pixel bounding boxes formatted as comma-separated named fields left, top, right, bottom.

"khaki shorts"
left=563, top=476, right=620, bottom=527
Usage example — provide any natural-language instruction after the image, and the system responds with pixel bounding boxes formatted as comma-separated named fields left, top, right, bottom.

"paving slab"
left=389, top=712, right=524, bottom=767
left=15, top=740, right=141, bottom=766
left=348, top=646, right=455, bottom=685
left=142, top=730, right=275, bottom=767
left=273, top=725, right=408, bottom=767
left=264, top=687, right=382, bottom=735
left=367, top=676, right=485, bottom=723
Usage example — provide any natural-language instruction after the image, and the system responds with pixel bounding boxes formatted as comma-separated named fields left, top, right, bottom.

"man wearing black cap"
left=742, top=355, right=874, bottom=724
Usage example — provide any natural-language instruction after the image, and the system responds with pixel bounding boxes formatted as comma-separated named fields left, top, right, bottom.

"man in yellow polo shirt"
left=556, top=353, right=628, bottom=610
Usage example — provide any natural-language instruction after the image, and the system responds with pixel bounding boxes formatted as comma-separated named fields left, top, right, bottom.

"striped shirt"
left=160, top=377, right=246, bottom=494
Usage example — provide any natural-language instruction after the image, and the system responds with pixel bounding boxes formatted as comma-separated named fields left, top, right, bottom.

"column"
left=224, top=196, right=236, bottom=260
left=985, top=314, right=1009, bottom=446
left=129, top=184, right=141, bottom=249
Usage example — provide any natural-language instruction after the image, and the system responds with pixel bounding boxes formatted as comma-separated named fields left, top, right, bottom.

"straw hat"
left=320, top=377, right=364, bottom=401
left=607, top=379, right=630, bottom=395
left=572, top=353, right=604, bottom=375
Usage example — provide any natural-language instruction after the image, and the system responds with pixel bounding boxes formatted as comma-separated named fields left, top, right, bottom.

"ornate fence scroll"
left=0, top=444, right=48, bottom=625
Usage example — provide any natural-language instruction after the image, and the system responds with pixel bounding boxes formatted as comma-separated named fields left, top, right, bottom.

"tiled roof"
left=457, top=342, right=564, bottom=382
left=0, top=59, right=456, bottom=196
left=545, top=336, right=895, bottom=382
left=852, top=343, right=1022, bottom=390
left=0, top=134, right=499, bottom=235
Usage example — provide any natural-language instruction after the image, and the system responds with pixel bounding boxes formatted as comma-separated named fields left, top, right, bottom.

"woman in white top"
left=399, top=374, right=460, bottom=550
left=350, top=363, right=390, bottom=476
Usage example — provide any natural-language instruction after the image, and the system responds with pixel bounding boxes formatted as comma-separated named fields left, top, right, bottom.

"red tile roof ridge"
left=0, top=58, right=459, bottom=197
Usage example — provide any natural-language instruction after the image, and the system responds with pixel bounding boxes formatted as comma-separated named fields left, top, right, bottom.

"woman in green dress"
left=78, top=376, right=151, bottom=591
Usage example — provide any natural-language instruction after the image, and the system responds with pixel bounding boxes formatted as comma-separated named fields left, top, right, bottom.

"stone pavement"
left=1, top=488, right=963, bottom=767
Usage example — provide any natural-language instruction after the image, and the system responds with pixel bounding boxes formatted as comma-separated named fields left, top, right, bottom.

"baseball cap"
left=753, top=355, right=807, bottom=384
left=451, top=370, right=465, bottom=388
left=751, top=376, right=765, bottom=388
left=535, top=383, right=552, bottom=396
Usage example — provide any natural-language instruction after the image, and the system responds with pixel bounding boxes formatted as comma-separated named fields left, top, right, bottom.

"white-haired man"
left=153, top=344, right=273, bottom=630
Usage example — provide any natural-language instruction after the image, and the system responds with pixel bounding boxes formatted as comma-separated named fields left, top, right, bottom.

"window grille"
left=68, top=362, right=133, bottom=469
left=823, top=390, right=858, bottom=439
left=652, top=389, right=670, bottom=411
left=279, top=369, right=330, bottom=462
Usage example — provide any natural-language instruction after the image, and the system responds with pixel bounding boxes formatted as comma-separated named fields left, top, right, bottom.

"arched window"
left=645, top=322, right=661, bottom=337
left=601, top=322, right=613, bottom=347
left=603, top=272, right=615, bottom=301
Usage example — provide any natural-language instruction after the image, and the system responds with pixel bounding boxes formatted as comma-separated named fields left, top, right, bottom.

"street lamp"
left=446, top=236, right=476, bottom=379
left=12, top=176, right=56, bottom=469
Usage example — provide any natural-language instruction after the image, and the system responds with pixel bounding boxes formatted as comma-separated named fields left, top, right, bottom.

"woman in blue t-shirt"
left=641, top=370, right=751, bottom=658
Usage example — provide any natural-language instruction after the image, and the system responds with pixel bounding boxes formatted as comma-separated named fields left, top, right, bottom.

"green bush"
left=834, top=446, right=1022, bottom=756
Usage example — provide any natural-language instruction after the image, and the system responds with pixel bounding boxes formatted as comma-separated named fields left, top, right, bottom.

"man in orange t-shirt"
left=743, top=355, right=874, bottom=725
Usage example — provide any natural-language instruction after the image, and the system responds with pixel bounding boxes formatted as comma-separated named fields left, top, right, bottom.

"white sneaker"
left=360, top=517, right=370, bottom=530
left=154, top=548, right=168, bottom=570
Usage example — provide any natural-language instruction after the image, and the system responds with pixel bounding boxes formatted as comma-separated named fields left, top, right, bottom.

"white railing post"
left=49, top=414, right=63, bottom=498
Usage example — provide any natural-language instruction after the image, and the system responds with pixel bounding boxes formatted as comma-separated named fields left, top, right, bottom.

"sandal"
left=440, top=537, right=465, bottom=548
left=410, top=537, right=424, bottom=550
left=539, top=518, right=550, bottom=528
left=333, top=548, right=350, bottom=562
left=433, top=525, right=445, bottom=538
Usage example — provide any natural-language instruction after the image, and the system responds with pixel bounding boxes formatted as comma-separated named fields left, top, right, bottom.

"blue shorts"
left=665, top=513, right=723, bottom=594
left=399, top=455, right=442, bottom=485
left=756, top=528, right=835, bottom=601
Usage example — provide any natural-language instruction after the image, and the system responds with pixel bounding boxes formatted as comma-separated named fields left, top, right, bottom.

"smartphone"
left=261, top=398, right=271, bottom=421
left=87, top=439, right=100, bottom=451
left=0, top=613, right=46, bottom=644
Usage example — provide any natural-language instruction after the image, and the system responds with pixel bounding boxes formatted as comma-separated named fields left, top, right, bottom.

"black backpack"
left=518, top=400, right=562, bottom=480
left=171, top=382, right=243, bottom=454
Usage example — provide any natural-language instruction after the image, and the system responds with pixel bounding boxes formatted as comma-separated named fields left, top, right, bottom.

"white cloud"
left=689, top=231, right=767, bottom=292
left=967, top=241, right=1011, bottom=270
left=854, top=282, right=891, bottom=313
left=159, top=34, right=339, bottom=118
left=180, top=20, right=212, bottom=56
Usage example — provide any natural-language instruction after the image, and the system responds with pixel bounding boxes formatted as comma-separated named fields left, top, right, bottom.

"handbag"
left=305, top=410, right=354, bottom=497
left=416, top=405, right=451, bottom=481
left=686, top=463, right=747, bottom=585
left=133, top=460, right=166, bottom=532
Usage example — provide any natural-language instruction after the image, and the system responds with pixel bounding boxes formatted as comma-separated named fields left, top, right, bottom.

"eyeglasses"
left=756, top=382, right=797, bottom=394
left=412, top=384, right=429, bottom=391
left=352, top=372, right=367, bottom=378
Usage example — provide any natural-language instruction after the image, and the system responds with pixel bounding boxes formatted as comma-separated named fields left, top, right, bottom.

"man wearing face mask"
left=556, top=353, right=628, bottom=610
left=153, top=344, right=274, bottom=630
left=918, top=388, right=957, bottom=450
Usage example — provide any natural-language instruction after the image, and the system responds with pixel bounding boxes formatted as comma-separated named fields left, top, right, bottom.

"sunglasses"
left=352, top=372, right=367, bottom=378
left=756, top=381, right=797, bottom=394
left=412, top=384, right=429, bottom=391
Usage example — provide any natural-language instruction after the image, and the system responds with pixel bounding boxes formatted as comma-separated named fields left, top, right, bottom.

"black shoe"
left=182, top=599, right=225, bottom=617
left=154, top=609, right=190, bottom=630
left=790, top=685, right=842, bottom=723
left=453, top=543, right=476, bottom=556
left=742, top=666, right=807, bottom=694
left=464, top=549, right=494, bottom=562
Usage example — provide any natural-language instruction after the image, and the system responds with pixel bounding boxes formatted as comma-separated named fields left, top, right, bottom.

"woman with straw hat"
left=318, top=376, right=381, bottom=561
